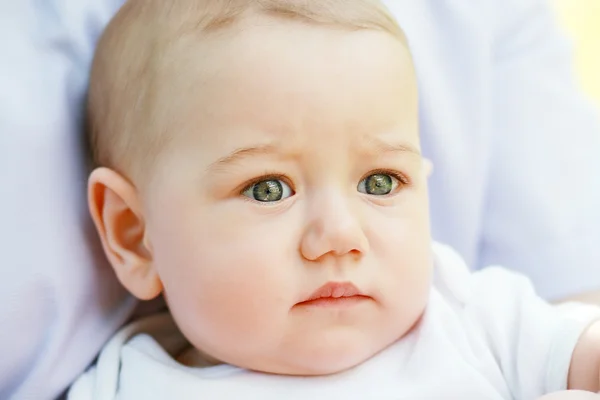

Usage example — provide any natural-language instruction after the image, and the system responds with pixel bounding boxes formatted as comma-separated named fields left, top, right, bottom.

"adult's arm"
left=0, top=1, right=134, bottom=399
left=479, top=0, right=600, bottom=302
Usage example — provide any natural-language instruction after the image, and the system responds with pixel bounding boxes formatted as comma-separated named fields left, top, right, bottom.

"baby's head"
left=88, top=0, right=433, bottom=375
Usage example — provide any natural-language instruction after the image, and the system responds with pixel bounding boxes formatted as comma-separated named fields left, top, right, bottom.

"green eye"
left=357, top=173, right=399, bottom=196
left=243, top=179, right=293, bottom=202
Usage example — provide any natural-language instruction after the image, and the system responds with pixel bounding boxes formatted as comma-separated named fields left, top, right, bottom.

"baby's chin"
left=277, top=351, right=380, bottom=376
left=236, top=329, right=403, bottom=376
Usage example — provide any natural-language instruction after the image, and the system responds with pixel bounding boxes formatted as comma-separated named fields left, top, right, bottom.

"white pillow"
left=0, top=2, right=135, bottom=399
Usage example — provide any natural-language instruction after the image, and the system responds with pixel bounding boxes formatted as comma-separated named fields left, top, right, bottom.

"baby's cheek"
left=160, top=232, right=294, bottom=354
left=372, top=214, right=432, bottom=318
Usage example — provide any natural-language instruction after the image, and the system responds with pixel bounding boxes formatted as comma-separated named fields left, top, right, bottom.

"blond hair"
left=88, top=0, right=407, bottom=181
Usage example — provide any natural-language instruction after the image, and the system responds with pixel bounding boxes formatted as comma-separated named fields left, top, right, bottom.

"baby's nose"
left=299, top=191, right=369, bottom=262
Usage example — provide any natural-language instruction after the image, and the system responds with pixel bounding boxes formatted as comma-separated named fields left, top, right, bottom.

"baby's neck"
left=177, top=346, right=224, bottom=368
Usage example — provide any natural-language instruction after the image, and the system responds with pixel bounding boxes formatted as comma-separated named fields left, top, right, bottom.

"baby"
left=69, top=0, right=600, bottom=398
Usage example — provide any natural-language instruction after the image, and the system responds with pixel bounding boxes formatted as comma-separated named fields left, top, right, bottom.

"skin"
left=87, top=14, right=600, bottom=393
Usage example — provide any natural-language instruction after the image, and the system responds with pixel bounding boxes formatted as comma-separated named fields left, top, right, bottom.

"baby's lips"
left=304, top=281, right=362, bottom=302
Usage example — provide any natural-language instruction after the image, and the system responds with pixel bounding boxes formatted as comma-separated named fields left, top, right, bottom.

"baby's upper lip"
left=302, top=281, right=364, bottom=302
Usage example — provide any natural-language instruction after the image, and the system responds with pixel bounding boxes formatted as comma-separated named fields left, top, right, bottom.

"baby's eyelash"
left=363, top=169, right=411, bottom=186
left=237, top=169, right=410, bottom=196
left=239, top=173, right=291, bottom=194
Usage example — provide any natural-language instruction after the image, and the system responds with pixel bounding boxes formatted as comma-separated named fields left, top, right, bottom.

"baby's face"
left=142, top=18, right=432, bottom=375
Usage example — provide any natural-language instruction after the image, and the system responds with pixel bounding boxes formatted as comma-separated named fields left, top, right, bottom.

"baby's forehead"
left=151, top=19, right=419, bottom=161
left=172, top=33, right=413, bottom=124
left=89, top=0, right=412, bottom=183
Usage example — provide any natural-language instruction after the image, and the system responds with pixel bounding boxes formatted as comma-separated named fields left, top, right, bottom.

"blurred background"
left=554, top=0, right=600, bottom=108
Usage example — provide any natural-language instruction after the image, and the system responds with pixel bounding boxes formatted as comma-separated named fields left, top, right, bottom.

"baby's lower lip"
left=296, top=295, right=370, bottom=308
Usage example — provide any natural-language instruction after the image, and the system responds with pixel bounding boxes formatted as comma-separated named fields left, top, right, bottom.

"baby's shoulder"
left=428, top=242, right=600, bottom=398
left=432, top=241, right=540, bottom=312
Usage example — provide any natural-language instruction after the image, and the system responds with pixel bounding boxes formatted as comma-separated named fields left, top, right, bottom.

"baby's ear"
left=88, top=168, right=162, bottom=300
left=422, top=158, right=433, bottom=178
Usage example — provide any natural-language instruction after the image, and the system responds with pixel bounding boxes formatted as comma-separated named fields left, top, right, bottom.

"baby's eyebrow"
left=206, top=136, right=420, bottom=172
left=206, top=143, right=283, bottom=172
left=362, top=135, right=422, bottom=157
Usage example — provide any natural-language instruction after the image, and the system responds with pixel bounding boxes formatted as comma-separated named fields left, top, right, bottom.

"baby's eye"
left=357, top=173, right=399, bottom=196
left=242, top=179, right=293, bottom=202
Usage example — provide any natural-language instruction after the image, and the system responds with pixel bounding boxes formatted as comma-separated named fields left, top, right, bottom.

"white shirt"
left=68, top=244, right=599, bottom=400
left=2, top=0, right=599, bottom=398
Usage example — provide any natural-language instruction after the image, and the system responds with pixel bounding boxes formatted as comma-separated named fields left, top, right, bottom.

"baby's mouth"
left=295, top=281, right=371, bottom=308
